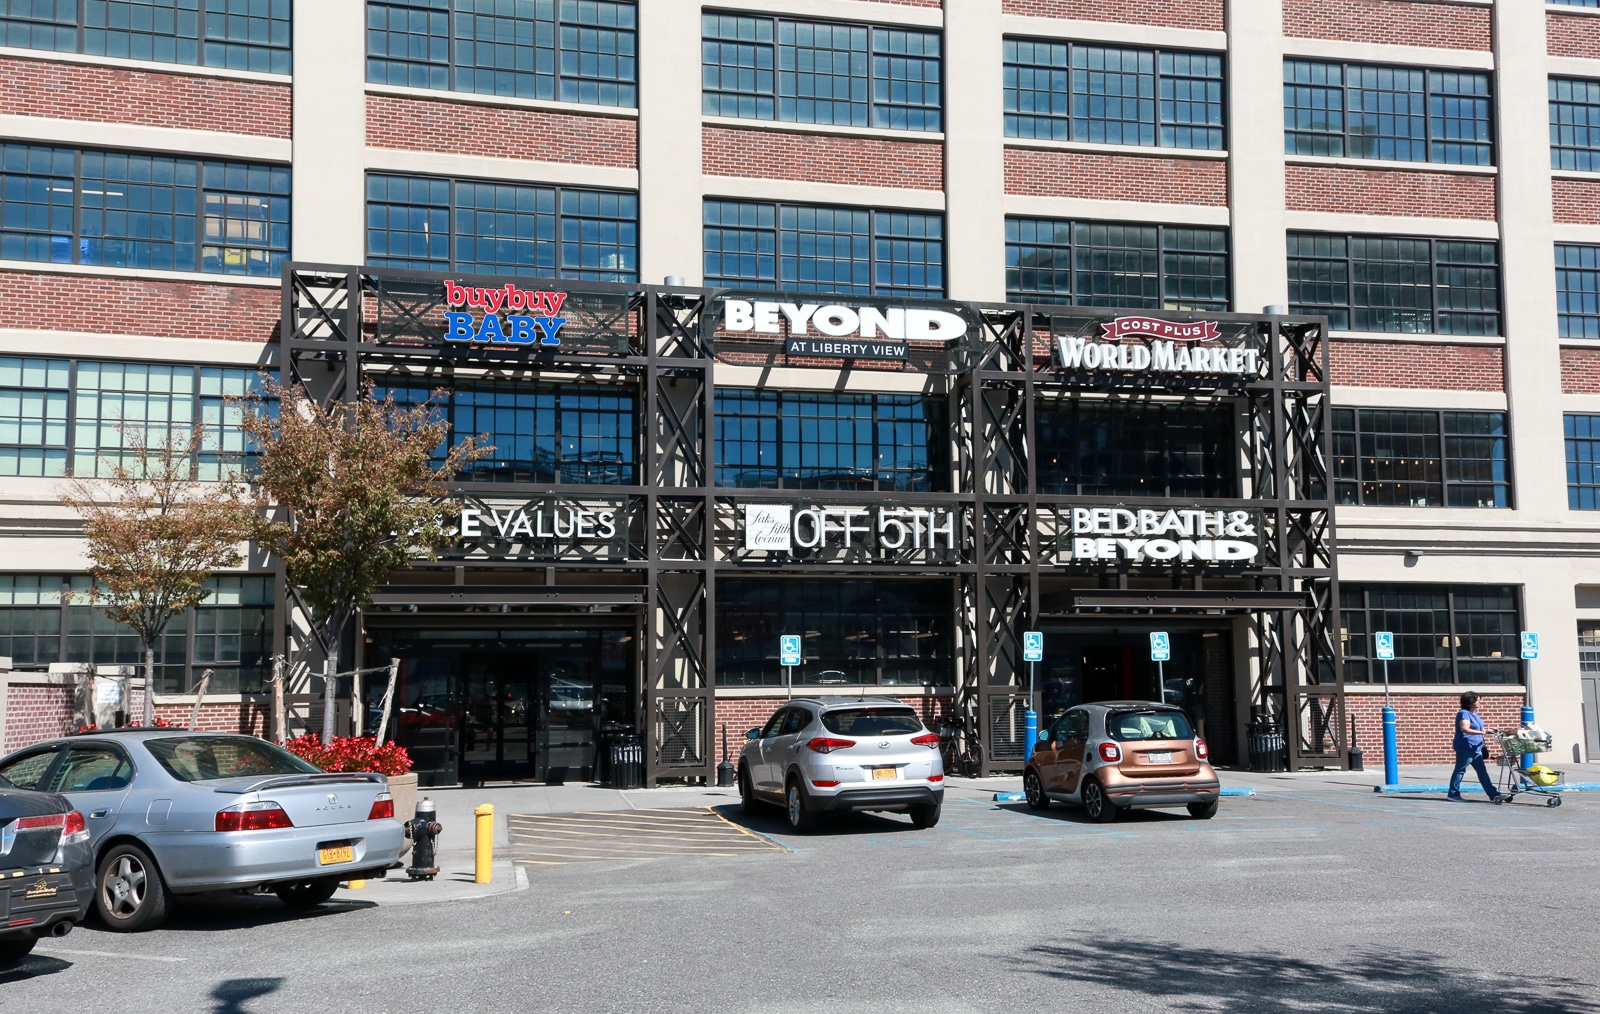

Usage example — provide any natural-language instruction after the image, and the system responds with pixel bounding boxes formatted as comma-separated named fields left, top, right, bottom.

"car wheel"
left=1082, top=777, right=1119, bottom=824
left=96, top=843, right=169, bottom=932
left=0, top=938, right=37, bottom=967
left=785, top=777, right=818, bottom=833
left=1023, top=769, right=1050, bottom=810
left=908, top=802, right=941, bottom=829
left=1187, top=800, right=1219, bottom=820
left=274, top=876, right=341, bottom=909
left=738, top=765, right=767, bottom=816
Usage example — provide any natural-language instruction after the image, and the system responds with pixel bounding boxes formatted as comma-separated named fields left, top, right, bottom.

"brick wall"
left=999, top=0, right=1224, bottom=32
left=0, top=57, right=291, bottom=138
left=1552, top=178, right=1600, bottom=225
left=1346, top=692, right=1523, bottom=766
left=1284, top=0, right=1491, bottom=51
left=1004, top=148, right=1227, bottom=205
left=1549, top=10, right=1600, bottom=60
left=366, top=94, right=637, bottom=169
left=711, top=695, right=951, bottom=768
left=0, top=272, right=278, bottom=342
left=1330, top=340, right=1504, bottom=391
left=152, top=700, right=271, bottom=736
left=5, top=684, right=75, bottom=752
left=1285, top=165, right=1494, bottom=221
left=703, top=126, right=943, bottom=190
left=1561, top=347, right=1600, bottom=394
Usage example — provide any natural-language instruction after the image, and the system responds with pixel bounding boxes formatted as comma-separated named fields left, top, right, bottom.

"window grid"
left=1553, top=78, right=1600, bottom=172
left=1003, top=38, right=1224, bottom=151
left=1341, top=584, right=1522, bottom=686
left=1287, top=232, right=1501, bottom=336
left=714, top=390, right=947, bottom=493
left=1557, top=243, right=1600, bottom=338
left=0, top=143, right=289, bottom=277
left=703, top=199, right=943, bottom=298
left=1036, top=399, right=1237, bottom=499
left=1004, top=217, right=1229, bottom=310
left=0, top=357, right=70, bottom=477
left=367, top=0, right=636, bottom=108
left=1332, top=408, right=1510, bottom=508
left=703, top=12, right=940, bottom=132
left=1284, top=59, right=1492, bottom=166
left=366, top=173, right=638, bottom=282
left=1, top=0, right=290, bottom=73
left=1566, top=414, right=1600, bottom=510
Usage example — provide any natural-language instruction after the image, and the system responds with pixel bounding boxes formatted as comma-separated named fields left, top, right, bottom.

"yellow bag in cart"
left=1526, top=765, right=1560, bottom=787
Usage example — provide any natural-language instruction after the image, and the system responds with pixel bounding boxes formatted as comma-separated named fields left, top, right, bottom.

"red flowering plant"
left=284, top=735, right=412, bottom=777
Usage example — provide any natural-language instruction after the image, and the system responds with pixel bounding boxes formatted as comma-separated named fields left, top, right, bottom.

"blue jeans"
left=1449, top=745, right=1498, bottom=798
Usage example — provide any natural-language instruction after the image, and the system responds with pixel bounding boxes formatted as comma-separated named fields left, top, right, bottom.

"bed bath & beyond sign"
left=1065, top=508, right=1260, bottom=564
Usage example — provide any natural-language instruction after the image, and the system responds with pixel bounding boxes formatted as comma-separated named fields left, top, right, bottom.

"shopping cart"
left=1492, top=729, right=1564, bottom=807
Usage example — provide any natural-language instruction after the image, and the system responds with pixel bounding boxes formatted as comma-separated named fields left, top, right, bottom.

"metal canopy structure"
left=277, top=263, right=1344, bottom=781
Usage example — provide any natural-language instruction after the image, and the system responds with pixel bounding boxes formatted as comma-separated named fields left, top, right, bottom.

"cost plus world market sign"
left=1054, top=315, right=1265, bottom=381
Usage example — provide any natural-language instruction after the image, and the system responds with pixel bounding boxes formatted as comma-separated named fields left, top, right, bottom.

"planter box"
left=387, top=771, right=419, bottom=823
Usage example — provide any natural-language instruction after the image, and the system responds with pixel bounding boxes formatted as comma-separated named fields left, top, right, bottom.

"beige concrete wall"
left=291, top=0, right=366, bottom=262
left=944, top=0, right=1006, bottom=301
left=638, top=0, right=704, bottom=284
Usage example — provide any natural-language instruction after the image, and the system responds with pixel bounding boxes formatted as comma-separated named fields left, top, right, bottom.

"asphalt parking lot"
left=6, top=780, right=1600, bottom=1013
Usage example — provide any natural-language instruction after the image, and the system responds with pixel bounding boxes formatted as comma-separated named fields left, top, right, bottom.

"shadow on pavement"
left=1012, top=938, right=1597, bottom=1013
left=714, top=803, right=922, bottom=838
left=0, top=952, right=72, bottom=984
left=212, top=976, right=286, bottom=1014
left=144, top=894, right=378, bottom=933
left=992, top=802, right=1193, bottom=825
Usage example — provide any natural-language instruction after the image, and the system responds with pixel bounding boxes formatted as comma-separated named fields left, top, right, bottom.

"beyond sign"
left=1056, top=316, right=1260, bottom=377
left=724, top=299, right=967, bottom=360
left=1065, top=508, right=1260, bottom=564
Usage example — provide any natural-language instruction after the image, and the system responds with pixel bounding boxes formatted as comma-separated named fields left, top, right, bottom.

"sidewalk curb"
left=1373, top=782, right=1600, bottom=794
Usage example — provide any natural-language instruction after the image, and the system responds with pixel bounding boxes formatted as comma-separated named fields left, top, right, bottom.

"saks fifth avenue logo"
left=1066, top=507, right=1260, bottom=564
left=743, top=504, right=957, bottom=552
left=442, top=280, right=569, bottom=346
left=1058, top=316, right=1259, bottom=377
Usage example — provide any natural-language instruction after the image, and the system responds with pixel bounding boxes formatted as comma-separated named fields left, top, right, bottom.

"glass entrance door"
left=459, top=656, right=536, bottom=779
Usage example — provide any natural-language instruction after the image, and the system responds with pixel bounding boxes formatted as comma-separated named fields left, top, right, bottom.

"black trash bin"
left=596, top=721, right=629, bottom=786
left=610, top=732, right=643, bottom=790
left=1247, top=712, right=1287, bottom=773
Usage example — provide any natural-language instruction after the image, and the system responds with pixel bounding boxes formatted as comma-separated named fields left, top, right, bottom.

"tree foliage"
left=240, top=379, right=489, bottom=652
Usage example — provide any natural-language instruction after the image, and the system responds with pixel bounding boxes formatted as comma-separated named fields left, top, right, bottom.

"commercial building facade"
left=1, top=0, right=1598, bottom=781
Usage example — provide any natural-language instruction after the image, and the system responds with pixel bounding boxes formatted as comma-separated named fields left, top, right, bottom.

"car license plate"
left=318, top=844, right=354, bottom=866
left=871, top=767, right=897, bottom=780
left=1147, top=751, right=1173, bottom=764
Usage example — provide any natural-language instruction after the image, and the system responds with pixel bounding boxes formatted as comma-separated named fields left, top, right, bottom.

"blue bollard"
left=1382, top=706, right=1399, bottom=786
left=1520, top=704, right=1535, bottom=772
left=1024, top=709, right=1038, bottom=763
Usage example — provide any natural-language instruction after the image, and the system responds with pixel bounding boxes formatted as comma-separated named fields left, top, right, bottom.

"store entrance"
left=366, top=624, right=634, bottom=785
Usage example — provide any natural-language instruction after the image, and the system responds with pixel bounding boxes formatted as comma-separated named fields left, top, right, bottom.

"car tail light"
left=810, top=779, right=841, bottom=788
left=927, top=774, right=944, bottom=783
left=215, top=801, right=293, bottom=832
left=1195, top=738, right=1209, bottom=761
left=368, top=792, right=395, bottom=820
left=1098, top=742, right=1122, bottom=763
left=806, top=737, right=856, bottom=754
left=62, top=811, right=88, bottom=844
left=910, top=733, right=940, bottom=749
left=13, top=813, right=65, bottom=831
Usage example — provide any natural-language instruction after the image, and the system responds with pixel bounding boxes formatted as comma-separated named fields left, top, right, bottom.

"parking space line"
left=505, top=806, right=791, bottom=865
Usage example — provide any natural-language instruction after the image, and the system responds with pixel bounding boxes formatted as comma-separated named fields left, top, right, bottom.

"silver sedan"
left=0, top=729, right=405, bottom=931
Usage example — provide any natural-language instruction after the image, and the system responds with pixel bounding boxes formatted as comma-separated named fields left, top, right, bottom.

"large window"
left=0, top=144, right=290, bottom=277
left=379, top=380, right=635, bottom=484
left=0, top=573, right=272, bottom=693
left=1, top=0, right=291, bottom=74
left=1287, top=233, right=1500, bottom=336
left=714, top=391, right=948, bottom=493
left=1284, top=60, right=1492, bottom=165
left=1341, top=585, right=1522, bottom=685
left=1567, top=414, right=1600, bottom=510
left=1036, top=399, right=1236, bottom=498
left=1557, top=243, right=1600, bottom=338
left=1332, top=408, right=1509, bottom=508
left=703, top=200, right=943, bottom=298
left=0, top=357, right=255, bottom=479
left=717, top=578, right=952, bottom=687
left=702, top=13, right=940, bottom=131
left=1004, top=39, right=1224, bottom=150
left=1005, top=218, right=1228, bottom=310
left=366, top=173, right=637, bottom=281
left=367, top=0, right=636, bottom=107
left=1551, top=78, right=1600, bottom=172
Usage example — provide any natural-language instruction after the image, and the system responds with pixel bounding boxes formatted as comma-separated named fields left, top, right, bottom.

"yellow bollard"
left=474, top=803, right=494, bottom=884
left=347, top=878, right=365, bottom=890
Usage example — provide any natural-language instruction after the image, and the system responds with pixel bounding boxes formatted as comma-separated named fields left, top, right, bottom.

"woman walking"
left=1448, top=691, right=1502, bottom=802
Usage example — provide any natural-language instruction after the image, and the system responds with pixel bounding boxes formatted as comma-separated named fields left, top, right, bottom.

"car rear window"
left=820, top=708, right=924, bottom=736
left=1106, top=709, right=1194, bottom=742
left=145, top=737, right=320, bottom=782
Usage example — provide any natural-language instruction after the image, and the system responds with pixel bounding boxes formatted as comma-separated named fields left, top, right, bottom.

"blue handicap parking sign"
left=1023, top=631, right=1043, bottom=663
left=1521, top=631, right=1539, bottom=660
left=780, top=635, right=802, bottom=666
left=1375, top=632, right=1394, bottom=661
left=1149, top=631, right=1170, bottom=662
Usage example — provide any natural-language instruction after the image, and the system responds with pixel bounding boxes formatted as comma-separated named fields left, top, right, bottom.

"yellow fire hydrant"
left=474, top=803, right=494, bottom=884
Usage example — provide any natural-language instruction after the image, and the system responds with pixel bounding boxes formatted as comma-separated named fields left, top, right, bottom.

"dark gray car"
left=0, top=730, right=404, bottom=931
left=0, top=775, right=94, bottom=965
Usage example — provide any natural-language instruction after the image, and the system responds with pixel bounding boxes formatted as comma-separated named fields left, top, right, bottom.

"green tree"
left=241, top=379, right=489, bottom=740
left=61, top=426, right=257, bottom=725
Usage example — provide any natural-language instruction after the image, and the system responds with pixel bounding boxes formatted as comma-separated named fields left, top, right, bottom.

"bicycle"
left=937, top=710, right=985, bottom=778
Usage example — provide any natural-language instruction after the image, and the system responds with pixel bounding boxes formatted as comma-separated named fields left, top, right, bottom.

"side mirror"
left=745, top=728, right=761, bottom=740
left=1037, top=730, right=1050, bottom=743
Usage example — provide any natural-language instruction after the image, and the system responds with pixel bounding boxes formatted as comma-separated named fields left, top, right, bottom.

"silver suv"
left=738, top=698, right=945, bottom=832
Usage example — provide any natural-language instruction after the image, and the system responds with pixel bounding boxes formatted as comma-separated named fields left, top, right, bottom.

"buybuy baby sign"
left=442, top=280, right=569, bottom=346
